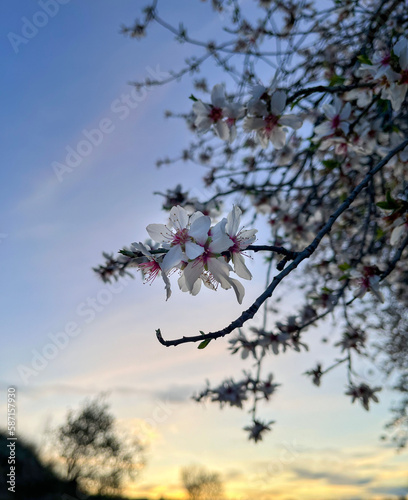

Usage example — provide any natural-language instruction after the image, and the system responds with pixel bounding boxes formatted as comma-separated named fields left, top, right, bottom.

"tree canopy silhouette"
left=53, top=395, right=145, bottom=496
left=181, top=464, right=225, bottom=500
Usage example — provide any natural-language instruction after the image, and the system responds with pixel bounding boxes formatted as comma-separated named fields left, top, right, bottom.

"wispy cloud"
left=292, top=466, right=374, bottom=486
left=370, top=485, right=408, bottom=496
left=0, top=380, right=195, bottom=403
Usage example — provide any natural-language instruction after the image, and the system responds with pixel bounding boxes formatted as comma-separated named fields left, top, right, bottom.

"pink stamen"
left=228, top=235, right=240, bottom=253
left=360, top=277, right=370, bottom=290
left=400, top=70, right=408, bottom=84
left=172, top=228, right=190, bottom=246
left=363, top=265, right=376, bottom=277
left=209, top=106, right=223, bottom=122
left=381, top=54, right=391, bottom=66
left=202, top=271, right=219, bottom=290
left=264, top=114, right=279, bottom=132
left=139, top=261, right=161, bottom=283
left=332, top=115, right=340, bottom=129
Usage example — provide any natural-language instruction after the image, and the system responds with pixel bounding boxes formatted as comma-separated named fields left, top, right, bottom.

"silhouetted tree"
left=181, top=465, right=224, bottom=500
left=53, top=395, right=145, bottom=496
left=0, top=431, right=77, bottom=500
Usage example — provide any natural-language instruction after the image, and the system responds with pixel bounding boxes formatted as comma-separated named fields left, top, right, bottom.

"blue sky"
left=0, top=1, right=407, bottom=498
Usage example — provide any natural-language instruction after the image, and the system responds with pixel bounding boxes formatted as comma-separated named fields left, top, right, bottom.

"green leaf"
left=338, top=274, right=349, bottom=281
left=329, top=74, right=346, bottom=86
left=386, top=190, right=398, bottom=208
left=119, top=249, right=136, bottom=257
left=376, top=201, right=391, bottom=209
left=377, top=191, right=400, bottom=210
left=189, top=94, right=198, bottom=102
left=322, top=159, right=339, bottom=170
left=338, top=262, right=351, bottom=271
left=357, top=54, right=372, bottom=65
left=376, top=227, right=385, bottom=240
left=290, top=98, right=301, bottom=110
left=198, top=338, right=211, bottom=349
left=377, top=98, right=391, bottom=112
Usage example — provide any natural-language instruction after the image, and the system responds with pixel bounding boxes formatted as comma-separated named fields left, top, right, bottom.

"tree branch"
left=156, top=139, right=408, bottom=347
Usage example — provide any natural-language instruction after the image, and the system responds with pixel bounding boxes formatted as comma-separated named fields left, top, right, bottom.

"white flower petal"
left=211, top=84, right=226, bottom=108
left=189, top=215, right=211, bottom=242
left=314, top=121, right=333, bottom=138
left=130, top=241, right=152, bottom=258
left=214, top=120, right=230, bottom=141
left=195, top=116, right=213, bottom=131
left=185, top=241, right=205, bottom=260
left=178, top=273, right=201, bottom=295
left=340, top=102, right=351, bottom=120
left=393, top=37, right=407, bottom=57
left=394, top=38, right=408, bottom=69
left=270, top=90, right=286, bottom=115
left=390, top=223, right=406, bottom=246
left=189, top=211, right=205, bottom=225
left=369, top=277, right=384, bottom=303
left=169, top=205, right=189, bottom=231
left=248, top=99, right=268, bottom=115
left=224, top=102, right=245, bottom=119
left=280, top=114, right=303, bottom=130
left=202, top=275, right=216, bottom=290
left=389, top=83, right=407, bottom=111
left=238, top=229, right=257, bottom=246
left=270, top=126, right=287, bottom=149
left=243, top=116, right=265, bottom=131
left=162, top=272, right=172, bottom=301
left=232, top=253, right=252, bottom=280
left=192, top=100, right=210, bottom=116
left=226, top=206, right=241, bottom=236
left=228, top=124, right=237, bottom=143
left=250, top=84, right=267, bottom=101
left=183, top=261, right=204, bottom=292
left=210, top=219, right=233, bottom=253
left=228, top=277, right=245, bottom=304
left=323, top=103, right=336, bottom=119
left=207, top=257, right=232, bottom=289
left=257, top=131, right=270, bottom=148
left=146, top=224, right=173, bottom=243
left=339, top=122, right=350, bottom=135
left=177, top=273, right=188, bottom=292
left=161, top=245, right=184, bottom=273
left=333, top=96, right=342, bottom=114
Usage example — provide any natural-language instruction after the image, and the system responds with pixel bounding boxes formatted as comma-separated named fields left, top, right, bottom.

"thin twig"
left=156, top=139, right=408, bottom=347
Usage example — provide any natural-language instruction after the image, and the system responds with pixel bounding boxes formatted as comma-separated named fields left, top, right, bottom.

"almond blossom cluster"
left=359, top=37, right=408, bottom=111
left=129, top=205, right=257, bottom=304
left=192, top=84, right=303, bottom=149
left=99, top=1, right=408, bottom=445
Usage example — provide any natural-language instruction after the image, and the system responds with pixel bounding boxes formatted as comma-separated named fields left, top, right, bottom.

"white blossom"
left=244, top=89, right=303, bottom=149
